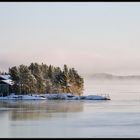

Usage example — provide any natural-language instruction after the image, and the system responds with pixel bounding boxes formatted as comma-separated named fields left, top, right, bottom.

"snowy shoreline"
left=0, top=93, right=110, bottom=100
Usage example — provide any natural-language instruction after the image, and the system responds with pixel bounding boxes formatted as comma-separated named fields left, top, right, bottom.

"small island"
left=0, top=62, right=110, bottom=100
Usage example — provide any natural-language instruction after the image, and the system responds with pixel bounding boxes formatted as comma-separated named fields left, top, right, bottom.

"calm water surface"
left=1, top=79, right=140, bottom=138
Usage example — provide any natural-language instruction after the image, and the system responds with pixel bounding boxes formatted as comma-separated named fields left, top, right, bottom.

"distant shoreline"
left=89, top=73, right=140, bottom=80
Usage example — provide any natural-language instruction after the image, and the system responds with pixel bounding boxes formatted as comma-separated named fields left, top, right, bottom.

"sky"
left=1, top=2, right=140, bottom=76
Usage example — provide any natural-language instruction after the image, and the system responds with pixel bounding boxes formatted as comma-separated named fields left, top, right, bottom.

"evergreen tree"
left=9, top=66, right=20, bottom=94
left=18, top=65, right=35, bottom=94
left=48, top=65, right=54, bottom=79
left=41, top=63, right=49, bottom=79
left=8, top=62, right=84, bottom=95
left=29, top=63, right=46, bottom=93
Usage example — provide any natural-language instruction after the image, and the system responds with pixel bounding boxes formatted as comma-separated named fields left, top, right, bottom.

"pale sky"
left=1, top=2, right=140, bottom=76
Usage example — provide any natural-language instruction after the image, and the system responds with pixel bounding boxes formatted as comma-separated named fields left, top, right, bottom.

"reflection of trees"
left=0, top=100, right=84, bottom=120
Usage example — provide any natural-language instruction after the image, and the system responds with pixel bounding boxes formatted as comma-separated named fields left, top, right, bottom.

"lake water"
left=1, top=79, right=140, bottom=138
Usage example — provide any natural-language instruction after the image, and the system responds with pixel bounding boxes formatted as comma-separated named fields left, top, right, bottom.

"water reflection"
left=0, top=100, right=84, bottom=121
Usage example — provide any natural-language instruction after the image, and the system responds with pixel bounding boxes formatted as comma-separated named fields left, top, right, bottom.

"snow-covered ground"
left=0, top=94, right=46, bottom=100
left=0, top=93, right=110, bottom=100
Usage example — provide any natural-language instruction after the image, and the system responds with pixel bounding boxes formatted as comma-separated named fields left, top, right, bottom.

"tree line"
left=8, top=63, right=84, bottom=95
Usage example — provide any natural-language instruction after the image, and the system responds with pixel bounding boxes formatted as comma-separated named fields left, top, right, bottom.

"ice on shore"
left=0, top=94, right=46, bottom=100
left=0, top=93, right=110, bottom=100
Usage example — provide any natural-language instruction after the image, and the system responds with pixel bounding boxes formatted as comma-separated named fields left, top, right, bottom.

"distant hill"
left=90, top=73, right=140, bottom=80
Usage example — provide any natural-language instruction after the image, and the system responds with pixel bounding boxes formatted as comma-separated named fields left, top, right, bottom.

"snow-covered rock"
left=85, top=95, right=109, bottom=100
left=44, top=93, right=74, bottom=100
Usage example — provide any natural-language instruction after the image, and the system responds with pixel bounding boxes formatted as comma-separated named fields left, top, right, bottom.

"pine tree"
left=9, top=66, right=20, bottom=94
left=18, top=65, right=33, bottom=94
left=48, top=65, right=53, bottom=79
left=9, top=62, right=84, bottom=95
left=29, top=63, right=46, bottom=93
left=41, top=63, right=49, bottom=79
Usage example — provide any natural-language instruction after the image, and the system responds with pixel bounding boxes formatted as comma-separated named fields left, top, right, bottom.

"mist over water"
left=84, top=78, right=140, bottom=101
